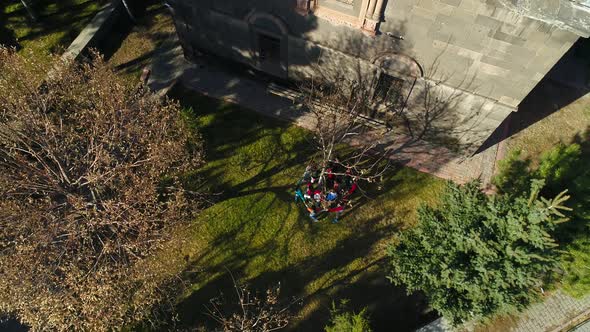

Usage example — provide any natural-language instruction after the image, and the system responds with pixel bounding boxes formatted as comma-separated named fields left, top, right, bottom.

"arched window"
left=371, top=53, right=423, bottom=126
left=373, top=53, right=424, bottom=78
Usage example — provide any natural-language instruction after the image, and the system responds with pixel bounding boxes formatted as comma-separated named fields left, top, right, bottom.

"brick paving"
left=570, top=318, right=590, bottom=332
left=416, top=290, right=590, bottom=332
left=510, top=291, right=590, bottom=332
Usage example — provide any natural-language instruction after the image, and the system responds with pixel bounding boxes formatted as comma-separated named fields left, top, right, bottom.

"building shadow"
left=478, top=37, right=590, bottom=152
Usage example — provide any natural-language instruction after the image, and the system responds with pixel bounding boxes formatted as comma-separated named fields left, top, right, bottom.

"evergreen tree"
left=387, top=180, right=571, bottom=325
left=493, top=143, right=590, bottom=297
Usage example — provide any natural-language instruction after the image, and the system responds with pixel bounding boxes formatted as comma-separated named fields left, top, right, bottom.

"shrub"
left=324, top=300, right=372, bottom=332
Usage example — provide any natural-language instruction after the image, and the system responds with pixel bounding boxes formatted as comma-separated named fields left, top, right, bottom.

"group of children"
left=294, top=160, right=358, bottom=223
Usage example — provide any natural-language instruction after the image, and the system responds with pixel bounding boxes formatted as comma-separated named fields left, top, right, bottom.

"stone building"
left=169, top=0, right=590, bottom=154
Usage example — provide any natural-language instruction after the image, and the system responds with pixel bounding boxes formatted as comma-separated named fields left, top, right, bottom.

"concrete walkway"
left=147, top=33, right=504, bottom=185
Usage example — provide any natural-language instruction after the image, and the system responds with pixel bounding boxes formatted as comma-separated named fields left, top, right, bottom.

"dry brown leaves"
left=0, top=47, right=204, bottom=331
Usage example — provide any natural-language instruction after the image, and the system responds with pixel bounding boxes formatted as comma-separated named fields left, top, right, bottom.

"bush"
left=324, top=300, right=372, bottom=332
left=0, top=48, right=204, bottom=330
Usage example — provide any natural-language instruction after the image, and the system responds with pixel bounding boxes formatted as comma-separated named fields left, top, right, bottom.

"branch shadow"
left=159, top=86, right=438, bottom=331
left=0, top=2, right=20, bottom=50
left=1, top=0, right=109, bottom=54
left=174, top=216, right=435, bottom=332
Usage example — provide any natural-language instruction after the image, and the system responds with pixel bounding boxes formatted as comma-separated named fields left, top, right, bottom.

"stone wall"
left=379, top=0, right=581, bottom=107
left=170, top=0, right=583, bottom=153
left=176, top=0, right=581, bottom=109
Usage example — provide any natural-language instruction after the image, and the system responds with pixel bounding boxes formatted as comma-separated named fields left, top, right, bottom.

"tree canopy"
left=388, top=180, right=571, bottom=325
left=0, top=48, right=204, bottom=330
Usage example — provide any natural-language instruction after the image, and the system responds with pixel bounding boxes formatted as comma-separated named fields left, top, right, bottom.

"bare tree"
left=297, top=72, right=393, bottom=196
left=295, top=42, right=482, bottom=191
left=207, top=274, right=297, bottom=332
left=0, top=47, right=205, bottom=331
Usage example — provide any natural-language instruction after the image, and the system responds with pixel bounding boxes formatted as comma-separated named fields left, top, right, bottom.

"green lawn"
left=1, top=0, right=107, bottom=66
left=154, top=86, right=445, bottom=331
left=102, top=2, right=175, bottom=87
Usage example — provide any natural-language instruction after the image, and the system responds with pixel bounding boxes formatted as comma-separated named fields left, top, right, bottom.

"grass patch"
left=103, top=2, right=175, bottom=87
left=507, top=95, right=590, bottom=162
left=1, top=0, right=107, bottom=66
left=155, top=86, right=444, bottom=331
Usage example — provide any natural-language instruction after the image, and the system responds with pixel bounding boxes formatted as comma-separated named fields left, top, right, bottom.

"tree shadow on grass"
left=97, top=2, right=168, bottom=61
left=0, top=2, right=20, bottom=49
left=173, top=212, right=435, bottom=332
left=2, top=0, right=109, bottom=53
left=552, top=128, right=590, bottom=244
left=170, top=86, right=315, bottom=198
left=94, top=1, right=177, bottom=85
left=162, top=85, right=440, bottom=331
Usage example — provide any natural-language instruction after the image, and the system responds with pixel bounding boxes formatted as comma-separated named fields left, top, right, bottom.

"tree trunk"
left=120, top=0, right=136, bottom=22
left=20, top=0, right=37, bottom=21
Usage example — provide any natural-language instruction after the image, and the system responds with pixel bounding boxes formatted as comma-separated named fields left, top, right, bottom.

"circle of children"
left=294, top=159, right=358, bottom=223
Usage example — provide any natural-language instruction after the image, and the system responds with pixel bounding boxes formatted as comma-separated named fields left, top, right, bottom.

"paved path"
left=416, top=290, right=590, bottom=332
left=513, top=291, right=590, bottom=332
left=569, top=318, right=590, bottom=332
left=148, top=34, right=501, bottom=185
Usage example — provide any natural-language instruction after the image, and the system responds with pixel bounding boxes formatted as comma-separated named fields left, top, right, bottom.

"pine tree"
left=387, top=180, right=571, bottom=325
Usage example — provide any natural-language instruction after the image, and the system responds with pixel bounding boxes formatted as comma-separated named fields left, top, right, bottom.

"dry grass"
left=105, top=3, right=175, bottom=87
left=507, top=94, right=590, bottom=162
